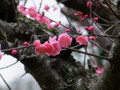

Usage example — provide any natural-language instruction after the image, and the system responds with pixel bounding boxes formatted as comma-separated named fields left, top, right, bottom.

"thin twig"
left=90, top=40, right=109, bottom=53
left=92, top=12, right=114, bottom=24
left=0, top=74, right=12, bottom=90
left=104, top=23, right=116, bottom=33
left=104, top=0, right=120, bottom=20
left=24, top=0, right=28, bottom=6
left=38, top=0, right=44, bottom=12
left=1, top=45, right=34, bottom=52
left=0, top=61, right=18, bottom=70
left=66, top=47, right=111, bottom=61
left=84, top=34, right=119, bottom=38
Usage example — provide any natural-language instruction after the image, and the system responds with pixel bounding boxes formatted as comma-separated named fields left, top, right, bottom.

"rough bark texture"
left=1, top=0, right=120, bottom=90
left=21, top=53, right=87, bottom=90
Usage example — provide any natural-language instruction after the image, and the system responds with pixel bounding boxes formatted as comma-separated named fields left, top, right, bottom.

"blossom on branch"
left=12, top=50, right=18, bottom=55
left=17, top=5, right=28, bottom=16
left=76, top=36, right=88, bottom=45
left=96, top=67, right=104, bottom=76
left=35, top=44, right=47, bottom=54
left=34, top=40, right=41, bottom=47
left=86, top=1, right=93, bottom=7
left=28, top=6, right=38, bottom=18
left=58, top=33, right=72, bottom=48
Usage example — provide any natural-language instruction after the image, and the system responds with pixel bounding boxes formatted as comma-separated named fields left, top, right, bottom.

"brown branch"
left=1, top=45, right=34, bottom=52
left=104, top=0, right=120, bottom=20
left=90, top=40, right=109, bottom=53
left=66, top=47, right=111, bottom=61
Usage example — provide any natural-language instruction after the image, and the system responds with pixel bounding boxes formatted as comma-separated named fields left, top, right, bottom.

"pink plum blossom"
left=36, top=14, right=46, bottom=23
left=76, top=36, right=88, bottom=45
left=17, top=5, right=28, bottom=16
left=34, top=40, right=41, bottom=47
left=47, top=24, right=54, bottom=29
left=48, top=36, right=61, bottom=56
left=44, top=5, right=50, bottom=11
left=35, top=44, right=47, bottom=54
left=44, top=18, right=52, bottom=28
left=44, top=42, right=55, bottom=56
left=51, top=41, right=61, bottom=56
left=96, top=67, right=104, bottom=76
left=58, top=33, right=72, bottom=48
left=28, top=6, right=38, bottom=18
left=49, top=36, right=57, bottom=43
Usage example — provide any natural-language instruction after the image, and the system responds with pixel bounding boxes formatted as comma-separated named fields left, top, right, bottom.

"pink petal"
left=58, top=33, right=72, bottom=48
left=76, top=36, right=88, bottom=45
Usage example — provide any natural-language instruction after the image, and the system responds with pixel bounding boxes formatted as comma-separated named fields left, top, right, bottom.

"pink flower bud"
left=88, top=26, right=94, bottom=31
left=54, top=21, right=61, bottom=27
left=94, top=17, right=99, bottom=21
left=44, top=5, right=50, bottom=11
left=12, top=50, right=18, bottom=55
left=78, top=11, right=83, bottom=15
left=74, top=13, right=78, bottom=16
left=89, top=36, right=96, bottom=40
left=84, top=26, right=89, bottom=30
left=65, top=29, right=71, bottom=32
left=23, top=42, right=30, bottom=46
left=85, top=14, right=89, bottom=18
left=80, top=18, right=85, bottom=21
left=87, top=1, right=93, bottom=7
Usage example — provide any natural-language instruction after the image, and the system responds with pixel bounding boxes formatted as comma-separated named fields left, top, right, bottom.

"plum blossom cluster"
left=17, top=5, right=61, bottom=29
left=34, top=33, right=72, bottom=56
left=34, top=33, right=96, bottom=56
left=73, top=11, right=99, bottom=31
left=76, top=36, right=96, bottom=45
